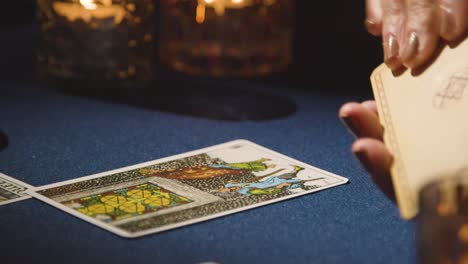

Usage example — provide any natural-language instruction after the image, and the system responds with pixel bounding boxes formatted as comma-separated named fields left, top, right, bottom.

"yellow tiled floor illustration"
left=63, top=183, right=192, bottom=222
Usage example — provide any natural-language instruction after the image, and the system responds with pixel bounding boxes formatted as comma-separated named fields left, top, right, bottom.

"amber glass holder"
left=159, top=0, right=293, bottom=77
left=37, top=0, right=154, bottom=85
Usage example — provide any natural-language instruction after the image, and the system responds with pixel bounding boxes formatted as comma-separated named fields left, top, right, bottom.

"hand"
left=365, top=0, right=468, bottom=71
left=339, top=101, right=396, bottom=201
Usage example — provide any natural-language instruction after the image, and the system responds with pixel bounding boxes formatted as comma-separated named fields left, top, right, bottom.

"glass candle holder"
left=159, top=0, right=293, bottom=77
left=36, top=0, right=154, bottom=85
left=418, top=175, right=468, bottom=264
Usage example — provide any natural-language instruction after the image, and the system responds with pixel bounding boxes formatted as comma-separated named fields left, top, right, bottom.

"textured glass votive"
left=418, top=176, right=468, bottom=264
left=36, top=0, right=154, bottom=84
left=159, top=0, right=293, bottom=77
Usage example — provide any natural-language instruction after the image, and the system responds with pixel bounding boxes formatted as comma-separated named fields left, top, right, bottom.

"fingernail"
left=364, top=19, right=379, bottom=35
left=364, top=19, right=375, bottom=29
left=402, top=32, right=419, bottom=65
left=340, top=116, right=358, bottom=138
left=383, top=34, right=400, bottom=67
left=440, top=6, right=456, bottom=38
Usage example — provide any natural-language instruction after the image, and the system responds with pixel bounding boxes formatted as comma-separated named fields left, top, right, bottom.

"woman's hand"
left=365, top=0, right=468, bottom=71
left=339, top=101, right=396, bottom=201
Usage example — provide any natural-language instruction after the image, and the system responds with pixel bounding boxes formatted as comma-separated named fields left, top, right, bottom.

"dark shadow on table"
left=51, top=78, right=298, bottom=121
left=0, top=130, right=8, bottom=151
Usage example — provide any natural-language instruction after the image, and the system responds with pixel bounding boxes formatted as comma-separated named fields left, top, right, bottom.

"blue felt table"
left=0, top=26, right=415, bottom=264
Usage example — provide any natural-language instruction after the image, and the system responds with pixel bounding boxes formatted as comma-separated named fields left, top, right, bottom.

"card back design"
left=371, top=39, right=468, bottom=219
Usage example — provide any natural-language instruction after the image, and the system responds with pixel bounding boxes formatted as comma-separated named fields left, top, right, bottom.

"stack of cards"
left=371, top=39, right=468, bottom=219
left=2, top=140, right=347, bottom=238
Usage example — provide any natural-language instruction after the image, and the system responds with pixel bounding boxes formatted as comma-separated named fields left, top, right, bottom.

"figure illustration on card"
left=216, top=165, right=330, bottom=196
left=139, top=157, right=330, bottom=197
left=138, top=157, right=277, bottom=180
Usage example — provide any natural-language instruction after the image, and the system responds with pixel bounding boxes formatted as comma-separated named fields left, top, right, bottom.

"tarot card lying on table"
left=0, top=173, right=33, bottom=206
left=29, top=140, right=348, bottom=238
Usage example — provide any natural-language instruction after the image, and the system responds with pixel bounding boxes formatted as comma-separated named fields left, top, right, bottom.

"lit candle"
left=160, top=0, right=291, bottom=77
left=52, top=0, right=126, bottom=25
left=198, top=0, right=253, bottom=17
left=37, top=0, right=154, bottom=83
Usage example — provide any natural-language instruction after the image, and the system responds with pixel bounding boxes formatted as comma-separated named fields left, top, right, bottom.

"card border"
left=0, top=173, right=34, bottom=206
left=371, top=66, right=416, bottom=219
left=28, top=139, right=349, bottom=238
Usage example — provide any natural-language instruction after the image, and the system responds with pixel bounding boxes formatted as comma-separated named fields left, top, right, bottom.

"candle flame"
left=53, top=0, right=125, bottom=24
left=196, top=3, right=206, bottom=24
left=80, top=0, right=98, bottom=10
left=201, top=0, right=250, bottom=16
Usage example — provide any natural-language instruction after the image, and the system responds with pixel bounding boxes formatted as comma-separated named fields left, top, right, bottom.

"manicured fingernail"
left=402, top=32, right=419, bottom=65
left=440, top=6, right=456, bottom=38
left=340, top=116, right=358, bottom=138
left=383, top=34, right=400, bottom=67
left=364, top=19, right=379, bottom=35
left=364, top=19, right=375, bottom=28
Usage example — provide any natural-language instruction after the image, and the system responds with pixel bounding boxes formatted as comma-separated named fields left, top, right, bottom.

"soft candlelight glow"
left=161, top=0, right=291, bottom=77
left=195, top=3, right=206, bottom=24
left=37, top=0, right=154, bottom=82
left=80, top=0, right=97, bottom=10
left=196, top=0, right=252, bottom=18
left=53, top=0, right=126, bottom=24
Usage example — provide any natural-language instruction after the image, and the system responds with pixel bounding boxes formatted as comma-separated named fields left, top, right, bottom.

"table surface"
left=0, top=26, right=415, bottom=264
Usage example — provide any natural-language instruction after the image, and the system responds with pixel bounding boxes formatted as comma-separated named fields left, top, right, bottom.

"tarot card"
left=0, top=173, right=33, bottom=206
left=371, top=39, right=468, bottom=219
left=29, top=140, right=348, bottom=238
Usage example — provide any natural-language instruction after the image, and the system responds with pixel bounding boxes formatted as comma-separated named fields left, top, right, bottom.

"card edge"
left=27, top=190, right=135, bottom=238
left=33, top=140, right=248, bottom=190
left=27, top=139, right=348, bottom=237
left=370, top=66, right=417, bottom=219
left=0, top=196, right=32, bottom=206
left=0, top=172, right=35, bottom=189
left=126, top=180, right=348, bottom=238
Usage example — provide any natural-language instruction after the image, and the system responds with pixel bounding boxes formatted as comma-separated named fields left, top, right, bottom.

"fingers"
left=366, top=0, right=384, bottom=36
left=339, top=101, right=396, bottom=202
left=339, top=102, right=383, bottom=140
left=361, top=100, right=379, bottom=115
left=381, top=0, right=406, bottom=71
left=352, top=138, right=395, bottom=201
left=376, top=0, right=464, bottom=71
left=438, top=0, right=468, bottom=42
left=400, top=0, right=440, bottom=69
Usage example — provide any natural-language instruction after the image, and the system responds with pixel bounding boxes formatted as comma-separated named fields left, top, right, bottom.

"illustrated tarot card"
left=0, top=173, right=33, bottom=206
left=29, top=140, right=348, bottom=238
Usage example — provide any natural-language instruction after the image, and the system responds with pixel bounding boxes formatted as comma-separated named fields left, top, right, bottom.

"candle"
left=37, top=0, right=154, bottom=85
left=160, top=0, right=292, bottom=77
left=204, top=0, right=252, bottom=16
left=52, top=0, right=126, bottom=24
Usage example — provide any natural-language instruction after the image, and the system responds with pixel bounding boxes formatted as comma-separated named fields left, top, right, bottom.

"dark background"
left=0, top=1, right=382, bottom=96
left=0, top=3, right=417, bottom=264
